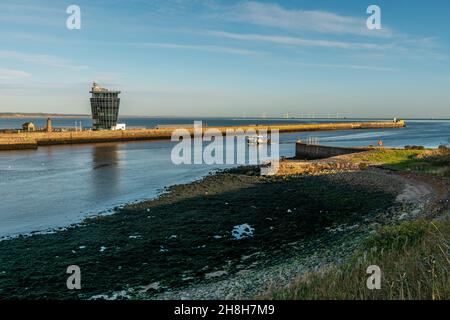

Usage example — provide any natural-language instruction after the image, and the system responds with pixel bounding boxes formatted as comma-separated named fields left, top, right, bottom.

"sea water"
left=0, top=118, right=449, bottom=237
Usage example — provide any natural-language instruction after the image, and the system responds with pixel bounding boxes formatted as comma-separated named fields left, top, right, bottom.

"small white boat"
left=247, top=135, right=271, bottom=145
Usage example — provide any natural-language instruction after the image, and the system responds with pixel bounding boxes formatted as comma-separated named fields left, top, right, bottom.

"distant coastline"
left=1, top=113, right=449, bottom=121
left=0, top=113, right=90, bottom=119
left=0, top=113, right=250, bottom=119
left=0, top=113, right=184, bottom=119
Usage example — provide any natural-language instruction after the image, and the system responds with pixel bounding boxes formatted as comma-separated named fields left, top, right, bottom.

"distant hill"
left=0, top=113, right=172, bottom=119
left=0, top=113, right=90, bottom=118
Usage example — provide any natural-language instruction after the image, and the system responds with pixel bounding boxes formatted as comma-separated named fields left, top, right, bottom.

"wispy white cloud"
left=295, top=63, right=397, bottom=72
left=202, top=30, right=446, bottom=61
left=219, top=1, right=392, bottom=37
left=205, top=30, right=392, bottom=50
left=206, top=2, right=447, bottom=59
left=114, top=42, right=263, bottom=56
left=0, top=51, right=88, bottom=69
left=0, top=68, right=31, bottom=80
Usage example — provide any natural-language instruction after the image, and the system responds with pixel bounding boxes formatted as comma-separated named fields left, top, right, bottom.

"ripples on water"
left=0, top=118, right=449, bottom=237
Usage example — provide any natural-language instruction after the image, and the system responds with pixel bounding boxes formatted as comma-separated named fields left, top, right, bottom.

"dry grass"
left=262, top=220, right=450, bottom=300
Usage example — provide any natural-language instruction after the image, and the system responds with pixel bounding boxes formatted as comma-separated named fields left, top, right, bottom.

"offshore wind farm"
left=0, top=0, right=449, bottom=305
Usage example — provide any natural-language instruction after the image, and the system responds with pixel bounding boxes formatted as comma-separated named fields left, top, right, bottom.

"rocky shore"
left=149, top=166, right=441, bottom=300
left=0, top=156, right=443, bottom=300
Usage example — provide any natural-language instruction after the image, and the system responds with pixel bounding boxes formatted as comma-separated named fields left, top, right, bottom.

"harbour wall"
left=296, top=143, right=370, bottom=160
left=0, top=120, right=405, bottom=151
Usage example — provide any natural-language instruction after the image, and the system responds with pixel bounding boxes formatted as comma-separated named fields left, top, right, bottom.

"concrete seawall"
left=0, top=120, right=405, bottom=151
left=296, top=143, right=370, bottom=160
left=0, top=136, right=38, bottom=150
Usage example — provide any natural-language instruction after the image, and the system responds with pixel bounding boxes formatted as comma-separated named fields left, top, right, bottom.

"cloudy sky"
left=1, top=0, right=449, bottom=118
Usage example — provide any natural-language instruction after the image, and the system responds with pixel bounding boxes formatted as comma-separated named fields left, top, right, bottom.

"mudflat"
left=0, top=162, right=416, bottom=300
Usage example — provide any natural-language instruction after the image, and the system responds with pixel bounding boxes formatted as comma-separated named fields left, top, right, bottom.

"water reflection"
left=90, top=143, right=121, bottom=201
left=1, top=121, right=449, bottom=237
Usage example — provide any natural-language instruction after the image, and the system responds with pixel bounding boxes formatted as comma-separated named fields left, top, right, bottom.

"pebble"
left=205, top=270, right=228, bottom=279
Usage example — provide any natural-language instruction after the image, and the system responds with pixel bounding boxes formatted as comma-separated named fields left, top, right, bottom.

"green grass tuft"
left=361, top=220, right=429, bottom=252
left=263, top=220, right=450, bottom=300
left=351, top=148, right=449, bottom=174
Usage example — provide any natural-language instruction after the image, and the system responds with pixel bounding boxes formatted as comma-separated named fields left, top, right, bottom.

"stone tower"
left=46, top=118, right=52, bottom=132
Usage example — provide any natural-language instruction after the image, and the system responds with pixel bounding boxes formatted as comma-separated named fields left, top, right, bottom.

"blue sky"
left=1, top=0, right=449, bottom=118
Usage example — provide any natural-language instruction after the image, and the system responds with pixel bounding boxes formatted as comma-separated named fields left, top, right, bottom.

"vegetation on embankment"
left=262, top=147, right=450, bottom=300
left=351, top=145, right=450, bottom=176
left=263, top=219, right=450, bottom=300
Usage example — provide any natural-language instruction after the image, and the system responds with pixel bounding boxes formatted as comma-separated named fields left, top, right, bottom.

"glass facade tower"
left=90, top=82, right=121, bottom=130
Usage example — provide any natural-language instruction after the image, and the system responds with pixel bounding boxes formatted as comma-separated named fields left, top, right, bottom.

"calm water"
left=0, top=118, right=449, bottom=237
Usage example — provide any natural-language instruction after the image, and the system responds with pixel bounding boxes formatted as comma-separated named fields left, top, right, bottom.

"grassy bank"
left=351, top=146, right=450, bottom=176
left=263, top=219, right=450, bottom=300
left=263, top=147, right=450, bottom=300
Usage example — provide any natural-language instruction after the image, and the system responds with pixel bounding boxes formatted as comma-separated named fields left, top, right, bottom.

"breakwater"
left=0, top=120, right=405, bottom=151
left=296, top=142, right=370, bottom=160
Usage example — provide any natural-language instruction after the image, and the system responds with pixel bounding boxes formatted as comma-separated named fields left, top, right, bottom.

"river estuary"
left=0, top=118, right=449, bottom=237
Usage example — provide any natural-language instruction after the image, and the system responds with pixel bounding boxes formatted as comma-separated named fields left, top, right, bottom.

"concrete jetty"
left=0, top=120, right=405, bottom=151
